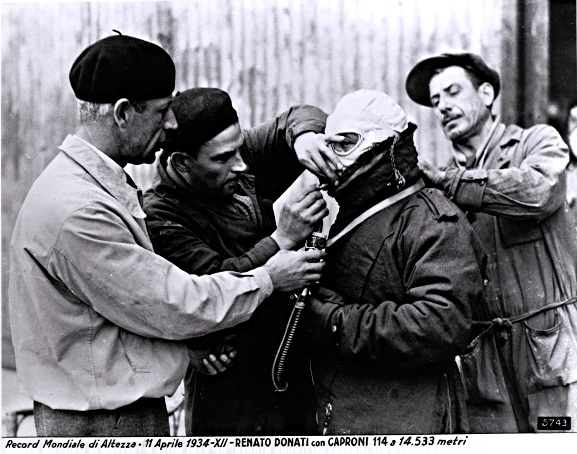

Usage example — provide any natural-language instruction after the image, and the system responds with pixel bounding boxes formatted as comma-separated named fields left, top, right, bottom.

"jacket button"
left=331, top=325, right=337, bottom=333
left=483, top=279, right=489, bottom=286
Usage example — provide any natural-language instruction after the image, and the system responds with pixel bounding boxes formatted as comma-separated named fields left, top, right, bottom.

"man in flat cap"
left=143, top=87, right=339, bottom=435
left=406, top=52, right=577, bottom=432
left=302, top=90, right=487, bottom=434
left=9, top=35, right=325, bottom=437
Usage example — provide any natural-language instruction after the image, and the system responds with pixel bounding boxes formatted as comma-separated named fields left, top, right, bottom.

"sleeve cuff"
left=309, top=299, right=340, bottom=329
left=306, top=297, right=342, bottom=351
left=443, top=168, right=488, bottom=211
left=287, top=119, right=327, bottom=148
left=247, top=266, right=274, bottom=299
left=443, top=167, right=466, bottom=199
left=247, top=236, right=280, bottom=265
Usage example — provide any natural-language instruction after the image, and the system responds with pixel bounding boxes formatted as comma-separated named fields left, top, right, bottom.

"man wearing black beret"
left=406, top=52, right=577, bottom=433
left=143, top=87, right=339, bottom=435
left=9, top=34, right=326, bottom=437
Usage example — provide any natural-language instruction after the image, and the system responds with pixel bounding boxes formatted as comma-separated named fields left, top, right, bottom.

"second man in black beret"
left=143, top=88, right=341, bottom=436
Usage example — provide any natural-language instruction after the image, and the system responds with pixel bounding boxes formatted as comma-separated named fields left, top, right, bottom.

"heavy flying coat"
left=306, top=183, right=486, bottom=434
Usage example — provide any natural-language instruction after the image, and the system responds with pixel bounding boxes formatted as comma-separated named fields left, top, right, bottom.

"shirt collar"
left=73, top=135, right=126, bottom=181
left=59, top=135, right=146, bottom=218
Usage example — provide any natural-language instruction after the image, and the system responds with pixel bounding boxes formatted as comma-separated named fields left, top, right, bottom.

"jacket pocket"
left=524, top=307, right=577, bottom=393
left=459, top=332, right=509, bottom=405
left=524, top=307, right=577, bottom=429
left=460, top=331, right=522, bottom=432
left=498, top=217, right=543, bottom=248
left=119, top=330, right=150, bottom=373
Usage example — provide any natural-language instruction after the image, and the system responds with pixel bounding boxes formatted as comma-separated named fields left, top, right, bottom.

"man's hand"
left=418, top=159, right=446, bottom=187
left=264, top=249, right=326, bottom=292
left=201, top=346, right=237, bottom=375
left=294, top=132, right=344, bottom=184
left=272, top=184, right=328, bottom=250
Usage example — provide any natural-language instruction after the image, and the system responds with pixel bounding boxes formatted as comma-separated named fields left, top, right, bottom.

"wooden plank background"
left=1, top=0, right=508, bottom=366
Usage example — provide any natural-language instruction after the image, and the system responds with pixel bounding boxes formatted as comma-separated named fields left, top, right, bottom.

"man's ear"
left=113, top=98, right=133, bottom=129
left=171, top=152, right=191, bottom=171
left=478, top=82, right=495, bottom=108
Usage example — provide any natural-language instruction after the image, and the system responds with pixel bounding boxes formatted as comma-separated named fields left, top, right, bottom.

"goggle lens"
left=330, top=132, right=362, bottom=155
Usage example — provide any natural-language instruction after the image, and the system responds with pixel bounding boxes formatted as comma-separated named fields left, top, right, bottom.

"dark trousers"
left=33, top=398, right=169, bottom=437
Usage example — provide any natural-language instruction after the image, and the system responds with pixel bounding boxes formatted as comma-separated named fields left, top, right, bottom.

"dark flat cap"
left=406, top=52, right=500, bottom=107
left=70, top=34, right=175, bottom=103
left=164, top=88, right=239, bottom=152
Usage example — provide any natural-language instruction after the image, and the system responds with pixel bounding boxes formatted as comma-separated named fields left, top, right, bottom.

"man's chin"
left=444, top=126, right=465, bottom=142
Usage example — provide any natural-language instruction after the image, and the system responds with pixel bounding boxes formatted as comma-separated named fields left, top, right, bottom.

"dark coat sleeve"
left=144, top=198, right=280, bottom=364
left=145, top=199, right=279, bottom=275
left=242, top=105, right=328, bottom=201
left=307, top=195, right=485, bottom=370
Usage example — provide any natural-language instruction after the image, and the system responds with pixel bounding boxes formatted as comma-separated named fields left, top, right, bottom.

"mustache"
left=442, top=114, right=460, bottom=126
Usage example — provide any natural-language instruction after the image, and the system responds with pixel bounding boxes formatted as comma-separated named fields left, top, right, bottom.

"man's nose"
left=232, top=152, right=247, bottom=173
left=163, top=108, right=178, bottom=130
left=437, top=96, right=450, bottom=113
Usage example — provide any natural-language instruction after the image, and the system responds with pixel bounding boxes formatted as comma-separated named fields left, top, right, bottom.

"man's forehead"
left=429, top=66, right=470, bottom=91
left=201, top=123, right=243, bottom=153
left=431, top=66, right=469, bottom=82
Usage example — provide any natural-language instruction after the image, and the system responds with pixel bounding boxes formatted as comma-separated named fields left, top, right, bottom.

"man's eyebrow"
left=212, top=148, right=237, bottom=158
left=431, top=82, right=458, bottom=98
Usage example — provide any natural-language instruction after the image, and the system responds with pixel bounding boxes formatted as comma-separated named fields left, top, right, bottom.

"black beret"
left=164, top=88, right=239, bottom=153
left=406, top=52, right=500, bottom=107
left=70, top=34, right=175, bottom=103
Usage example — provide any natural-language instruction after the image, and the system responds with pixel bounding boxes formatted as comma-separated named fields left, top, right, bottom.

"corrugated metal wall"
left=1, top=0, right=505, bottom=366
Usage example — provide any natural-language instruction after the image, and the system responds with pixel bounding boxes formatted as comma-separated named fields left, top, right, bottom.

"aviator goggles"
left=328, top=132, right=363, bottom=156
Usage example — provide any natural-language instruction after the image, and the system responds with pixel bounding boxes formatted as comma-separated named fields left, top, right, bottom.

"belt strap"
left=473, top=296, right=577, bottom=329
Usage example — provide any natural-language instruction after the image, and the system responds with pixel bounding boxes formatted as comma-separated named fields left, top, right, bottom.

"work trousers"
left=33, top=397, right=169, bottom=437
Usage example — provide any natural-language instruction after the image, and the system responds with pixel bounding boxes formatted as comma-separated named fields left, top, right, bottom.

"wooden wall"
left=2, top=0, right=509, bottom=367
